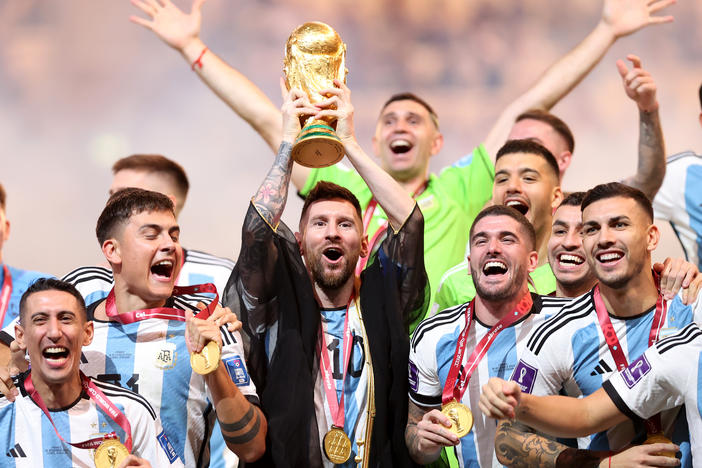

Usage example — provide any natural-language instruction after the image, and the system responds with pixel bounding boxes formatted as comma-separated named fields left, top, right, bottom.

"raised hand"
left=654, top=257, right=702, bottom=304
left=129, top=0, right=205, bottom=52
left=279, top=79, right=318, bottom=143
left=601, top=0, right=675, bottom=39
left=617, top=55, right=658, bottom=112
left=479, top=377, right=522, bottom=420
left=314, top=80, right=356, bottom=144
left=185, top=311, right=222, bottom=354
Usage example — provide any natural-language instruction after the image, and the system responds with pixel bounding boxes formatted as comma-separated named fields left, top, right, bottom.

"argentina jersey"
left=314, top=302, right=370, bottom=467
left=516, top=287, right=702, bottom=462
left=653, top=151, right=702, bottom=270
left=408, top=293, right=569, bottom=467
left=61, top=248, right=235, bottom=307
left=80, top=294, right=257, bottom=468
left=0, top=375, right=182, bottom=467
left=0, top=265, right=52, bottom=329
left=603, top=323, right=702, bottom=462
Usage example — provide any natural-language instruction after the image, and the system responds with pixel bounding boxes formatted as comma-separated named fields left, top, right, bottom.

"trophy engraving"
left=284, top=21, right=348, bottom=168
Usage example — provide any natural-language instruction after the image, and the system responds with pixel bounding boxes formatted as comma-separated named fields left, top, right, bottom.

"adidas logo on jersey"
left=590, top=359, right=613, bottom=376
left=6, top=443, right=26, bottom=458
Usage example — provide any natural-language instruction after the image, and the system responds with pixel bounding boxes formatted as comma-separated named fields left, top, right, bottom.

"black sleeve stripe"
left=0, top=330, right=14, bottom=346
left=527, top=294, right=594, bottom=354
left=656, top=323, right=702, bottom=354
left=411, top=303, right=466, bottom=350
left=602, top=380, right=641, bottom=423
left=408, top=390, right=442, bottom=407
left=94, top=382, right=158, bottom=420
left=245, top=393, right=260, bottom=407
left=220, top=327, right=237, bottom=345
left=62, top=267, right=113, bottom=284
left=184, top=249, right=236, bottom=269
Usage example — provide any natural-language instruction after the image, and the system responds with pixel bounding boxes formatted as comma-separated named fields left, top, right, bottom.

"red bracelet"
left=609, top=455, right=612, bottom=468
left=191, top=47, right=208, bottom=71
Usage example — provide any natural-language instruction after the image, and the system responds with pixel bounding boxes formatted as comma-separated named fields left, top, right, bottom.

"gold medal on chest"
left=190, top=341, right=221, bottom=375
left=94, top=439, right=129, bottom=468
left=323, top=426, right=352, bottom=464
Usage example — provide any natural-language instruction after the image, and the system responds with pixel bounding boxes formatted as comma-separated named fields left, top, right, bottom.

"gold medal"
left=190, top=340, right=221, bottom=375
left=644, top=433, right=676, bottom=458
left=441, top=400, right=473, bottom=438
left=323, top=426, right=352, bottom=464
left=94, top=439, right=129, bottom=468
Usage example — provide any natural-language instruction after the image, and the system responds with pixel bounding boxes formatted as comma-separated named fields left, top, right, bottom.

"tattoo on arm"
left=629, top=109, right=665, bottom=200
left=495, top=420, right=603, bottom=468
left=219, top=406, right=262, bottom=446
left=253, top=141, right=294, bottom=227
left=405, top=401, right=437, bottom=465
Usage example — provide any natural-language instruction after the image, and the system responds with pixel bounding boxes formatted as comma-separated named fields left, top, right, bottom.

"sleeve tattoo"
left=253, top=141, right=294, bottom=228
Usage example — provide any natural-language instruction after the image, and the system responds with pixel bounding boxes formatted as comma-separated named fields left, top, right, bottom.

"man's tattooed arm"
left=495, top=419, right=606, bottom=468
left=625, top=107, right=665, bottom=200
left=252, top=141, right=294, bottom=229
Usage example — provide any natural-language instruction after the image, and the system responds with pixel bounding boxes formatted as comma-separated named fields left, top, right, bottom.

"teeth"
left=390, top=139, right=411, bottom=149
left=484, top=261, right=507, bottom=271
left=155, top=260, right=173, bottom=267
left=45, top=347, right=67, bottom=353
left=506, top=201, right=525, bottom=207
left=559, top=254, right=584, bottom=264
left=598, top=253, right=622, bottom=261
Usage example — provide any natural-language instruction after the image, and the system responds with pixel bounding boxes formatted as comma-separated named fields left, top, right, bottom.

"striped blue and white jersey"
left=313, top=302, right=370, bottom=467
left=0, top=264, right=52, bottom=328
left=516, top=288, right=702, bottom=459
left=61, top=248, right=235, bottom=307
left=408, top=293, right=570, bottom=467
left=0, top=374, right=183, bottom=467
left=603, top=323, right=702, bottom=463
left=653, top=151, right=702, bottom=270
left=59, top=295, right=255, bottom=468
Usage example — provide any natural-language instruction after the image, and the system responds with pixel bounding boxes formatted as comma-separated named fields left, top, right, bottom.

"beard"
left=308, top=252, right=357, bottom=290
left=471, top=261, right=526, bottom=302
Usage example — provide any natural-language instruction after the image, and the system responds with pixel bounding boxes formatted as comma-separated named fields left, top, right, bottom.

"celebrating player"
left=490, top=183, right=702, bottom=466
left=0, top=278, right=181, bottom=467
left=224, top=81, right=428, bottom=466
left=405, top=205, right=572, bottom=467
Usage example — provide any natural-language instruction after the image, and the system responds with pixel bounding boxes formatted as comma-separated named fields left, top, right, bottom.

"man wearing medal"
left=0, top=188, right=267, bottom=466
left=224, top=81, right=428, bottom=467
left=405, top=204, right=572, bottom=467
left=0, top=278, right=181, bottom=467
left=486, top=182, right=702, bottom=467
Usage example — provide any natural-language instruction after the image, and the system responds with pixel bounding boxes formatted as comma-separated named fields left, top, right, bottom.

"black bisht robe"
left=223, top=202, right=429, bottom=467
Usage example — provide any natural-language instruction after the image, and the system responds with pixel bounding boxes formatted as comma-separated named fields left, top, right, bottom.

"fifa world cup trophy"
left=284, top=22, right=348, bottom=168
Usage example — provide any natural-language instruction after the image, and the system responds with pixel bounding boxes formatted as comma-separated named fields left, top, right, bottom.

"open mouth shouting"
left=42, top=346, right=70, bottom=368
left=504, top=198, right=529, bottom=216
left=322, top=247, right=344, bottom=264
left=389, top=139, right=413, bottom=155
left=483, top=259, right=508, bottom=276
left=150, top=259, right=175, bottom=281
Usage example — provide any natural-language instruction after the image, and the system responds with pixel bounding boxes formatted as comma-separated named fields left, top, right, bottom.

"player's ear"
left=102, top=238, right=121, bottom=267
left=294, top=232, right=304, bottom=256
left=527, top=250, right=539, bottom=273
left=14, top=324, right=25, bottom=348
left=359, top=234, right=369, bottom=259
left=82, top=320, right=94, bottom=346
left=646, top=223, right=660, bottom=252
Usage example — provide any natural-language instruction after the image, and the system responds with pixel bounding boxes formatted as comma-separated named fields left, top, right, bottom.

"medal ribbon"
left=104, top=283, right=218, bottom=324
left=318, top=296, right=356, bottom=430
left=593, top=282, right=667, bottom=434
left=0, top=265, right=12, bottom=328
left=355, top=182, right=428, bottom=276
left=442, top=293, right=533, bottom=404
left=24, top=371, right=133, bottom=452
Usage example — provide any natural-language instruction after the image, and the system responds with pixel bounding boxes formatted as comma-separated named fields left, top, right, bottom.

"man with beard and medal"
left=0, top=278, right=180, bottom=467
left=485, top=183, right=702, bottom=467
left=1, top=189, right=267, bottom=466
left=224, top=81, right=428, bottom=467
left=404, top=204, right=573, bottom=467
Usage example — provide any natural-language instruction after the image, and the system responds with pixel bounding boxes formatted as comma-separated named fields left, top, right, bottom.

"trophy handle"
left=292, top=119, right=345, bottom=168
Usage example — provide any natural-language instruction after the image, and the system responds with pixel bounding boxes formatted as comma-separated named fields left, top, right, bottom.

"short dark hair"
left=469, top=205, right=536, bottom=250
left=496, top=139, right=561, bottom=182
left=581, top=182, right=653, bottom=222
left=558, top=191, right=586, bottom=208
left=301, top=181, right=363, bottom=229
left=113, top=154, right=190, bottom=199
left=19, top=278, right=87, bottom=324
left=0, top=182, right=5, bottom=211
left=516, top=109, right=575, bottom=154
left=96, top=188, right=175, bottom=245
left=380, top=92, right=439, bottom=129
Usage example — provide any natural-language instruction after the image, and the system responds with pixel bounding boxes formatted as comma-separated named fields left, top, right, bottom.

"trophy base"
left=292, top=121, right=345, bottom=168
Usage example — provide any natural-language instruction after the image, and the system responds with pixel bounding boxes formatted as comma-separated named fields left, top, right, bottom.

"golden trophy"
left=284, top=21, right=348, bottom=168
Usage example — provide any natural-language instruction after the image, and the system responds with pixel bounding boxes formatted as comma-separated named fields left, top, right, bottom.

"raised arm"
left=315, top=81, right=415, bottom=231
left=618, top=55, right=666, bottom=200
left=129, top=0, right=312, bottom=190
left=482, top=0, right=675, bottom=160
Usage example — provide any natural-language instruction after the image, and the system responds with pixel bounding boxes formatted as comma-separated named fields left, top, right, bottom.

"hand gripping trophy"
left=284, top=21, right=348, bottom=168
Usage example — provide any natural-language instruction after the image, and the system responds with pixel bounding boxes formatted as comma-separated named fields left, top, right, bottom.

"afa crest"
left=153, top=342, right=177, bottom=370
